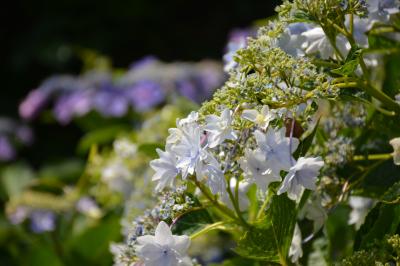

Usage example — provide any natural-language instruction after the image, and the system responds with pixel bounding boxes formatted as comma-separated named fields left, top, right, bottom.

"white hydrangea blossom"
left=389, top=137, right=400, bottom=165
left=239, top=148, right=281, bottom=191
left=301, top=27, right=350, bottom=59
left=150, top=148, right=180, bottom=191
left=113, top=138, right=137, bottom=159
left=278, top=157, right=324, bottom=201
left=254, top=128, right=299, bottom=176
left=348, top=196, right=374, bottom=229
left=204, top=108, right=237, bottom=148
left=135, top=221, right=192, bottom=266
left=241, top=105, right=276, bottom=129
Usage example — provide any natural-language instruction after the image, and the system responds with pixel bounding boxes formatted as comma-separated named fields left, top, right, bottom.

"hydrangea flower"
left=239, top=148, right=281, bottom=191
left=241, top=105, right=276, bottom=129
left=135, top=221, right=192, bottom=266
left=254, top=128, right=299, bottom=176
left=204, top=108, right=237, bottom=148
left=301, top=27, right=350, bottom=59
left=150, top=148, right=180, bottom=191
left=278, top=157, right=324, bottom=201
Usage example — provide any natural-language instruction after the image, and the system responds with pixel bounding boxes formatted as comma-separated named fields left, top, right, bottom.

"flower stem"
left=190, top=221, right=231, bottom=240
left=353, top=153, right=392, bottom=161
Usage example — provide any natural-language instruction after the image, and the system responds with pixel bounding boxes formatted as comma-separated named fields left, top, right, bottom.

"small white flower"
left=348, top=196, right=374, bottom=230
left=389, top=137, right=400, bottom=165
left=150, top=148, right=180, bottom=191
left=113, top=138, right=137, bottom=159
left=278, top=157, right=324, bottom=201
left=220, top=178, right=251, bottom=211
left=204, top=108, right=237, bottom=148
left=241, top=105, right=276, bottom=129
left=278, top=22, right=310, bottom=57
left=254, top=128, right=299, bottom=176
left=289, top=224, right=303, bottom=263
left=239, top=148, right=281, bottom=191
left=136, top=221, right=192, bottom=266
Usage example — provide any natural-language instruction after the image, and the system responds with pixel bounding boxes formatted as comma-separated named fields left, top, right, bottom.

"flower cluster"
left=20, top=57, right=224, bottom=124
left=119, top=0, right=400, bottom=265
left=0, top=117, right=33, bottom=161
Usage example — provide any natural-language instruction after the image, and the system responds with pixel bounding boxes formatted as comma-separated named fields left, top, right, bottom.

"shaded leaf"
left=235, top=194, right=297, bottom=264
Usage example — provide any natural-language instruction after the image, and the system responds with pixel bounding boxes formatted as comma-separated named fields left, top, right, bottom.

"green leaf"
left=381, top=181, right=400, bottom=203
left=137, top=143, right=164, bottom=158
left=331, top=48, right=361, bottom=76
left=25, top=244, right=63, bottom=266
left=355, top=203, right=400, bottom=250
left=326, top=205, right=354, bottom=261
left=66, top=216, right=121, bottom=264
left=1, top=163, right=34, bottom=198
left=235, top=194, right=297, bottom=264
left=78, top=124, right=130, bottom=153
left=172, top=195, right=213, bottom=236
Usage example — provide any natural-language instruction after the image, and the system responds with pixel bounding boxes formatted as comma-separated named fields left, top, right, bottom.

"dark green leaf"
left=355, top=203, right=400, bottom=250
left=234, top=194, right=297, bottom=264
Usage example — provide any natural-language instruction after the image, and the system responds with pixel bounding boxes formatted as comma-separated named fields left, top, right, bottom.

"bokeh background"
left=1, top=0, right=279, bottom=167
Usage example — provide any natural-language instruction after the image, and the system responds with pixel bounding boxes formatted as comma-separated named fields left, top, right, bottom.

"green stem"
left=256, top=190, right=273, bottom=220
left=226, top=180, right=250, bottom=228
left=190, top=221, right=231, bottom=240
left=192, top=177, right=247, bottom=227
left=353, top=153, right=392, bottom=161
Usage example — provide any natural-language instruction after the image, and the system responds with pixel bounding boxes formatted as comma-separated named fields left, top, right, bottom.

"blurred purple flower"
left=129, top=56, right=158, bottom=70
left=53, top=90, right=93, bottom=124
left=30, top=211, right=56, bottom=233
left=19, top=89, right=50, bottom=120
left=16, top=125, right=34, bottom=145
left=0, top=136, right=16, bottom=161
left=126, top=80, right=165, bottom=112
left=93, top=87, right=129, bottom=117
left=8, top=206, right=30, bottom=225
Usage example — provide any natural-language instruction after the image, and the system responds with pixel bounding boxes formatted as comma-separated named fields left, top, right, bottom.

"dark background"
left=0, top=0, right=280, bottom=164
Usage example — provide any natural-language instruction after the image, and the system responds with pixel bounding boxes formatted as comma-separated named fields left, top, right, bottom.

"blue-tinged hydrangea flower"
left=239, top=148, right=281, bottom=192
left=278, top=157, right=324, bottom=201
left=135, top=221, right=192, bottom=266
left=223, top=29, right=251, bottom=72
left=254, top=128, right=299, bottom=176
left=204, top=108, right=237, bottom=148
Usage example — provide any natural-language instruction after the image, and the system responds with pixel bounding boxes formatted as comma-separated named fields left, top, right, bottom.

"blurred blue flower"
left=30, top=211, right=56, bottom=233
left=126, top=80, right=165, bottom=111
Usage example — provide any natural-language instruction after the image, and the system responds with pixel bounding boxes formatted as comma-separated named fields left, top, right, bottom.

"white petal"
left=155, top=221, right=174, bottom=246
